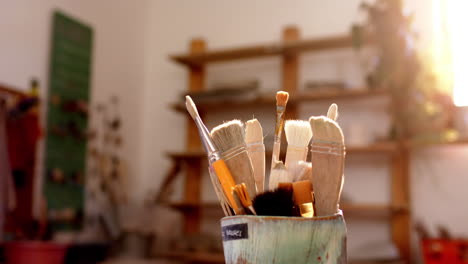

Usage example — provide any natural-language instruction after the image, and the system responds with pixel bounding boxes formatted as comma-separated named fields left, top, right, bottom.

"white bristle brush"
left=285, top=120, right=312, bottom=172
left=290, top=160, right=312, bottom=182
left=211, top=120, right=257, bottom=197
left=245, top=119, right=265, bottom=193
left=268, top=161, right=289, bottom=190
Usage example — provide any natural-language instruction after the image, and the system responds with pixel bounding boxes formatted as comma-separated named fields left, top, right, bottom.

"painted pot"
left=221, top=211, right=347, bottom=264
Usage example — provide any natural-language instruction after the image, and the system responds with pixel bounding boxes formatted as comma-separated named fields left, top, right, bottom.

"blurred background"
left=0, top=0, right=467, bottom=263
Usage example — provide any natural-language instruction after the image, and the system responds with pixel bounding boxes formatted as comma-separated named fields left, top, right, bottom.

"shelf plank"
left=407, top=138, right=468, bottom=148
left=0, top=83, right=28, bottom=98
left=172, top=88, right=389, bottom=113
left=166, top=142, right=398, bottom=160
left=171, top=34, right=372, bottom=66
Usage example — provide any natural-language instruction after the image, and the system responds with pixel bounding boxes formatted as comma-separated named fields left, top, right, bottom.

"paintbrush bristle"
left=210, top=119, right=245, bottom=152
left=245, top=119, right=263, bottom=144
left=285, top=120, right=313, bottom=148
left=309, top=116, right=344, bottom=145
left=292, top=161, right=312, bottom=182
left=185, top=95, right=199, bottom=120
left=276, top=91, right=289, bottom=107
left=269, top=161, right=289, bottom=189
left=252, top=187, right=294, bottom=217
left=327, top=103, right=338, bottom=121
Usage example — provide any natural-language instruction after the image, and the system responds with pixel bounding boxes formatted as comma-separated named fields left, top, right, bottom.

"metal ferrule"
left=298, top=202, right=315, bottom=218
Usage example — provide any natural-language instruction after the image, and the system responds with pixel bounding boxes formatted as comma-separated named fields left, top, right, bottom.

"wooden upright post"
left=282, top=26, right=300, bottom=120
left=184, top=39, right=206, bottom=234
left=391, top=146, right=411, bottom=261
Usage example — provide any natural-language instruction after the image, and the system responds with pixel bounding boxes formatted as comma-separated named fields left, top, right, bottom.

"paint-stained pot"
left=221, top=211, right=347, bottom=264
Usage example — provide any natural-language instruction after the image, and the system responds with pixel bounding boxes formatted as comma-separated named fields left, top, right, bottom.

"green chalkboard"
left=44, top=11, right=93, bottom=225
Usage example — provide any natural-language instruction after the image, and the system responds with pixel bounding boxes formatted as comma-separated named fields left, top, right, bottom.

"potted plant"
left=353, top=0, right=455, bottom=141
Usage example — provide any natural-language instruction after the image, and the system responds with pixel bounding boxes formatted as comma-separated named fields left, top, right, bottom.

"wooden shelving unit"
left=163, top=26, right=411, bottom=263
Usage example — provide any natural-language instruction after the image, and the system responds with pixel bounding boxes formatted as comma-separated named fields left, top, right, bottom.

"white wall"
left=0, top=0, right=149, bottom=202
left=141, top=0, right=468, bottom=263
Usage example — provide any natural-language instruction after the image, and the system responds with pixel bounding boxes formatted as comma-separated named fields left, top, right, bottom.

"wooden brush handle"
left=211, top=159, right=241, bottom=214
left=208, top=166, right=232, bottom=216
left=223, top=148, right=257, bottom=197
left=310, top=143, right=344, bottom=216
left=271, top=141, right=281, bottom=169
left=285, top=146, right=308, bottom=170
left=247, top=143, right=265, bottom=193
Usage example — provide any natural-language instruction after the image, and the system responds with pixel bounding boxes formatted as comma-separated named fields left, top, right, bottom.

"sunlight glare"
left=447, top=0, right=468, bottom=106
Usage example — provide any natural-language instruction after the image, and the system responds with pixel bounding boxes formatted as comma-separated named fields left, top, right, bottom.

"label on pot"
left=222, top=223, right=248, bottom=241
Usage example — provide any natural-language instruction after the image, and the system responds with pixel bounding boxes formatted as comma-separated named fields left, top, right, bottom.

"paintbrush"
left=268, top=161, right=289, bottom=190
left=185, top=96, right=241, bottom=214
left=245, top=119, right=265, bottom=193
left=207, top=167, right=232, bottom=216
left=284, top=120, right=312, bottom=180
left=290, top=160, right=312, bottom=182
left=252, top=185, right=294, bottom=217
left=327, top=103, right=339, bottom=121
left=292, top=180, right=315, bottom=218
left=211, top=120, right=257, bottom=197
left=309, top=116, right=345, bottom=216
left=270, top=91, right=289, bottom=170
left=234, top=183, right=256, bottom=215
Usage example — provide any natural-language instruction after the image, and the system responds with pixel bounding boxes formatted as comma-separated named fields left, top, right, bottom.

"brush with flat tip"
left=185, top=96, right=241, bottom=215
left=292, top=180, right=315, bottom=218
left=284, top=120, right=312, bottom=181
left=233, top=183, right=256, bottom=215
left=268, top=161, right=289, bottom=190
left=309, top=115, right=345, bottom=216
left=270, top=91, right=289, bottom=170
left=252, top=183, right=295, bottom=217
left=245, top=118, right=265, bottom=193
left=290, top=160, right=312, bottom=182
left=211, top=120, right=257, bottom=197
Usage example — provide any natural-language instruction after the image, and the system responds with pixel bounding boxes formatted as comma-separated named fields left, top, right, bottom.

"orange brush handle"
left=212, top=159, right=240, bottom=213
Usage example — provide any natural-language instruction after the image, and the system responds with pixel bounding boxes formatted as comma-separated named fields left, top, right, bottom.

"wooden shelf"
left=407, top=138, right=468, bottom=148
left=340, top=203, right=407, bottom=216
left=158, top=251, right=224, bottom=264
left=167, top=142, right=398, bottom=160
left=171, top=34, right=372, bottom=66
left=172, top=88, right=389, bottom=113
left=0, top=83, right=28, bottom=98
left=166, top=201, right=221, bottom=211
